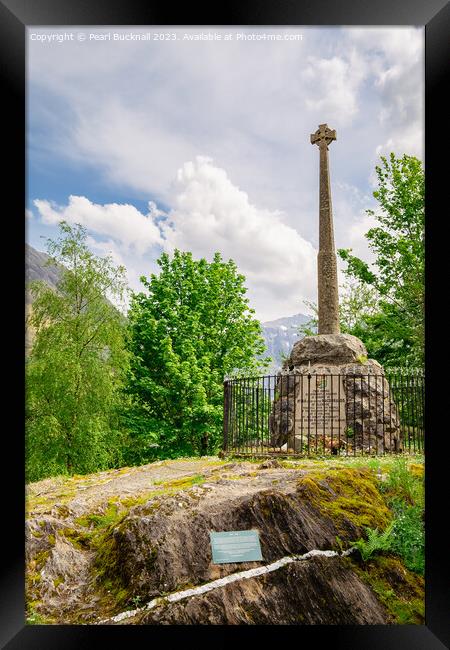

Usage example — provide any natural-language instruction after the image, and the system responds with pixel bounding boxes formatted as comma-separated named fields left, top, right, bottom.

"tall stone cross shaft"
left=310, top=123, right=340, bottom=335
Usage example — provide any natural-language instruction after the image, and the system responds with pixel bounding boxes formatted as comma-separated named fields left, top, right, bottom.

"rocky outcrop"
left=25, top=459, right=424, bottom=626
left=132, top=555, right=387, bottom=625
left=95, top=470, right=388, bottom=604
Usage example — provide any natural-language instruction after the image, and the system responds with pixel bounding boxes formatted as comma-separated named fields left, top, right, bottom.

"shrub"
left=352, top=523, right=394, bottom=561
left=352, top=458, right=424, bottom=574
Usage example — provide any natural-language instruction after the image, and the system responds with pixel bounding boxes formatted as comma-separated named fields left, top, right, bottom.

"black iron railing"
left=223, top=371, right=424, bottom=456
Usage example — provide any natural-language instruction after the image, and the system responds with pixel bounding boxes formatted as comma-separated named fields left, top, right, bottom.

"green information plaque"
left=210, top=530, right=263, bottom=564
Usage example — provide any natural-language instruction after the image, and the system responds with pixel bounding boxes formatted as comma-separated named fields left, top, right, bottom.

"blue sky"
left=26, top=26, right=424, bottom=321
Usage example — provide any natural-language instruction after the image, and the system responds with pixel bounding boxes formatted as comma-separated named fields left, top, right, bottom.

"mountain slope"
left=25, top=244, right=65, bottom=354
left=261, top=313, right=310, bottom=372
left=26, top=243, right=62, bottom=302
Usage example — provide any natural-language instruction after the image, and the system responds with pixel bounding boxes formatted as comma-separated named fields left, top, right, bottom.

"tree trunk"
left=200, top=432, right=208, bottom=456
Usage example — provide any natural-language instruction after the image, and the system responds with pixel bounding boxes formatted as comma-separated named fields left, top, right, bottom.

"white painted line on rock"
left=97, top=547, right=355, bottom=624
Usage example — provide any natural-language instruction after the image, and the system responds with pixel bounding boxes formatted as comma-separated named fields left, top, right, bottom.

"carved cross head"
left=310, top=123, right=337, bottom=148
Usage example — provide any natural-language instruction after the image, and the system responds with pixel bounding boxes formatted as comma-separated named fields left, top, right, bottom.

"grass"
left=226, top=452, right=424, bottom=470
left=26, top=609, right=53, bottom=625
left=380, top=457, right=424, bottom=506
left=74, top=500, right=122, bottom=530
left=153, top=474, right=205, bottom=488
left=388, top=502, right=424, bottom=574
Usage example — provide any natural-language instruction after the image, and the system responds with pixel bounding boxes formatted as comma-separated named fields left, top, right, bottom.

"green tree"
left=297, top=299, right=318, bottom=338
left=125, top=250, right=269, bottom=460
left=26, top=222, right=130, bottom=482
left=338, top=153, right=424, bottom=367
left=339, top=279, right=380, bottom=331
left=298, top=279, right=380, bottom=338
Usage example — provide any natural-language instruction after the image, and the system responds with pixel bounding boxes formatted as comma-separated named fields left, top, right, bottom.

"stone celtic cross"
left=310, top=123, right=340, bottom=335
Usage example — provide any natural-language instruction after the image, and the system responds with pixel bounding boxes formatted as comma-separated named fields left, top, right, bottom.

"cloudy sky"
left=26, top=26, right=424, bottom=322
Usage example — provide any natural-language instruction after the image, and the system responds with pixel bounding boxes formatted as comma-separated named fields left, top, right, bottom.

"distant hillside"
left=26, top=244, right=64, bottom=354
left=26, top=243, right=62, bottom=304
left=261, top=313, right=310, bottom=372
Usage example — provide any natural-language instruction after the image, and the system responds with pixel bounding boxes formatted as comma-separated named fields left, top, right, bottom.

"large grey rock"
left=269, top=334, right=402, bottom=454
left=289, top=333, right=368, bottom=367
left=136, top=556, right=388, bottom=625
left=26, top=461, right=423, bottom=625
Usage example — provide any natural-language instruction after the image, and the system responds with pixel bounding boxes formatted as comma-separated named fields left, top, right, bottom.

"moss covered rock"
left=93, top=466, right=392, bottom=609
left=25, top=458, right=423, bottom=625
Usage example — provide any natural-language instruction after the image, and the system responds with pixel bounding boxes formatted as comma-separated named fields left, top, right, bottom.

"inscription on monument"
left=295, top=373, right=346, bottom=434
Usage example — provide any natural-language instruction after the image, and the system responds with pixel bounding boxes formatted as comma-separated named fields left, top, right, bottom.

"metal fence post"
left=223, top=380, right=230, bottom=452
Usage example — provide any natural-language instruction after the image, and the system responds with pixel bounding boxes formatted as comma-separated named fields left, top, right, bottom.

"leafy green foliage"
left=298, top=279, right=380, bottom=338
left=353, top=506, right=424, bottom=575
left=389, top=502, right=424, bottom=575
left=76, top=502, right=122, bottom=530
left=301, top=155, right=424, bottom=367
left=338, top=153, right=424, bottom=367
left=352, top=458, right=424, bottom=575
left=26, top=222, right=130, bottom=481
left=380, top=457, right=424, bottom=508
left=125, top=250, right=270, bottom=460
left=352, top=523, right=394, bottom=561
left=297, top=299, right=318, bottom=337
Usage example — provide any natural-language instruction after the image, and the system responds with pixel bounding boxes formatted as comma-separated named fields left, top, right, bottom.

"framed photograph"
left=1, top=0, right=448, bottom=647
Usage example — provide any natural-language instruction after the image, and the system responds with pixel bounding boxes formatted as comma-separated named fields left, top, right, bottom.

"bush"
left=352, top=458, right=424, bottom=575
left=389, top=502, right=424, bottom=575
left=352, top=524, right=394, bottom=561
left=381, top=457, right=423, bottom=507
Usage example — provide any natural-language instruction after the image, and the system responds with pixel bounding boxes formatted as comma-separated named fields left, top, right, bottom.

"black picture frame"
left=1, top=0, right=448, bottom=647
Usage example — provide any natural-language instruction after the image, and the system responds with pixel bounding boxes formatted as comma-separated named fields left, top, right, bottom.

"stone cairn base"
left=269, top=334, right=402, bottom=454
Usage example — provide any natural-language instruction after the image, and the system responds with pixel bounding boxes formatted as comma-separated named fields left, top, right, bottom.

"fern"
left=352, top=523, right=394, bottom=561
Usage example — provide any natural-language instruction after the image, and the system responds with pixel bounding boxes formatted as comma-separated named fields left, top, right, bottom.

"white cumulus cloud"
left=302, top=49, right=365, bottom=126
left=161, top=156, right=317, bottom=321
left=33, top=195, right=163, bottom=256
left=33, top=157, right=318, bottom=322
left=347, top=27, right=424, bottom=160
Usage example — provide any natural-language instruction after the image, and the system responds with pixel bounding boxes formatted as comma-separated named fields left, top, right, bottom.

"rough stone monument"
left=269, top=124, right=401, bottom=454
